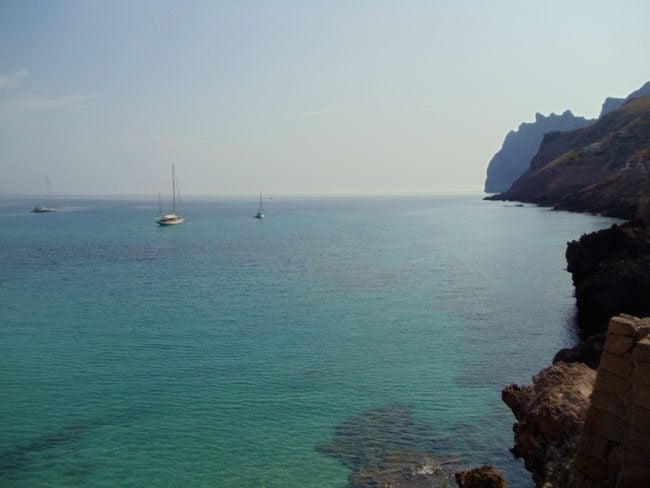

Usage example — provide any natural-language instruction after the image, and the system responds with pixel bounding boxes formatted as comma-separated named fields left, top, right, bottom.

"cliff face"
left=565, top=221, right=650, bottom=336
left=503, top=315, right=650, bottom=488
left=484, top=111, right=594, bottom=193
left=599, top=81, right=650, bottom=117
left=502, top=362, right=596, bottom=487
left=488, top=96, right=650, bottom=219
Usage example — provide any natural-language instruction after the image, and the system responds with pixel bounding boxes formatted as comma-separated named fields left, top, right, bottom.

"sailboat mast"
left=158, top=193, right=162, bottom=216
left=259, top=192, right=263, bottom=212
left=46, top=175, right=51, bottom=203
left=172, top=164, right=176, bottom=214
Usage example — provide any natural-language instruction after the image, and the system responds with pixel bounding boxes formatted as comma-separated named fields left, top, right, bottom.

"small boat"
left=31, top=175, right=56, bottom=213
left=156, top=165, right=184, bottom=226
left=253, top=192, right=265, bottom=219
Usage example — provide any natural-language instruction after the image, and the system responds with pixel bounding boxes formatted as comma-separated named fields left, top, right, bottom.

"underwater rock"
left=316, top=404, right=457, bottom=487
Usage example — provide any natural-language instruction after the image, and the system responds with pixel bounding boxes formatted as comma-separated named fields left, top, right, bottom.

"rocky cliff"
left=487, top=96, right=650, bottom=219
left=565, top=221, right=650, bottom=336
left=503, top=315, right=650, bottom=488
left=502, top=362, right=596, bottom=487
left=484, top=111, right=594, bottom=193
left=599, top=81, right=650, bottom=117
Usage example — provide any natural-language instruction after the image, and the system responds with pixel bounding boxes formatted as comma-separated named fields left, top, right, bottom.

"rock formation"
left=569, top=315, right=650, bottom=487
left=487, top=96, right=650, bottom=220
left=553, top=333, right=606, bottom=370
left=484, top=111, right=593, bottom=193
left=502, top=316, right=650, bottom=487
left=565, top=221, right=650, bottom=336
left=599, top=81, right=650, bottom=117
left=501, top=362, right=596, bottom=487
left=455, top=466, right=509, bottom=487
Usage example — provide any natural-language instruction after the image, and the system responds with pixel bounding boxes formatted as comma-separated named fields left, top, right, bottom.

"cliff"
left=484, top=111, right=594, bottom=193
left=487, top=96, right=650, bottom=219
left=565, top=221, right=650, bottom=336
left=503, top=315, right=650, bottom=487
left=599, top=81, right=650, bottom=117
left=502, top=362, right=596, bottom=487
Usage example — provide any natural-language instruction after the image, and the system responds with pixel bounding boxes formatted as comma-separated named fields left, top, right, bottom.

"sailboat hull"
left=31, top=206, right=56, bottom=213
left=156, top=215, right=185, bottom=225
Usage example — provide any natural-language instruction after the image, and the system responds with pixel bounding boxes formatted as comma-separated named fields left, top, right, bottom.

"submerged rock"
left=316, top=404, right=457, bottom=487
left=502, top=362, right=595, bottom=487
left=348, top=451, right=456, bottom=488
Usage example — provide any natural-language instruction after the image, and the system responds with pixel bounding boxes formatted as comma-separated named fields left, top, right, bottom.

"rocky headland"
left=484, top=110, right=594, bottom=194
left=487, top=95, right=650, bottom=220
left=599, top=80, right=650, bottom=117
left=486, top=83, right=650, bottom=486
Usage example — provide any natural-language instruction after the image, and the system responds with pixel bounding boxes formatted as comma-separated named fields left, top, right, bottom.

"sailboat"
left=156, top=165, right=185, bottom=225
left=253, top=192, right=264, bottom=219
left=31, top=175, right=56, bottom=213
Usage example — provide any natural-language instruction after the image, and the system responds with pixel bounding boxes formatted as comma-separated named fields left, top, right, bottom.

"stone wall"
left=569, top=314, right=650, bottom=487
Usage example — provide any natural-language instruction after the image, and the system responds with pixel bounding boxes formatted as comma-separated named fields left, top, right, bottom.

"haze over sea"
left=1, top=195, right=617, bottom=487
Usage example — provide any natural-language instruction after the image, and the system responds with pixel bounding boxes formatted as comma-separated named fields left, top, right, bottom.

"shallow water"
left=0, top=195, right=617, bottom=486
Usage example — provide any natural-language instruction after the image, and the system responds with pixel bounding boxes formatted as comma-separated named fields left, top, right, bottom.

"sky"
left=1, top=0, right=649, bottom=196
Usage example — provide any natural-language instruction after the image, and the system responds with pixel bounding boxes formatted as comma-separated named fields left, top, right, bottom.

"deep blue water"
left=0, top=195, right=617, bottom=487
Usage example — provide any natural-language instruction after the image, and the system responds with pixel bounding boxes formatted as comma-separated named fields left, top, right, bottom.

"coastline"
left=491, top=196, right=650, bottom=486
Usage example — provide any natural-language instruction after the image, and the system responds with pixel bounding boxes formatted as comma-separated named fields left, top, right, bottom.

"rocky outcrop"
left=455, top=466, right=509, bottom=487
left=484, top=111, right=593, bottom=193
left=565, top=221, right=650, bottom=336
left=569, top=315, right=650, bottom=487
left=502, top=362, right=596, bottom=487
left=599, top=81, right=650, bottom=117
left=553, top=333, right=606, bottom=370
left=487, top=96, right=650, bottom=220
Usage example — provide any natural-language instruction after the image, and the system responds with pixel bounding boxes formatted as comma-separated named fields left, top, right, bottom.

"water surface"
left=0, top=195, right=617, bottom=486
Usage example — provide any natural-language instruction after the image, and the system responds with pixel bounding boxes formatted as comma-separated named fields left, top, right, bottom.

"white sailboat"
left=31, top=175, right=56, bottom=213
left=253, top=192, right=264, bottom=219
left=156, top=165, right=185, bottom=225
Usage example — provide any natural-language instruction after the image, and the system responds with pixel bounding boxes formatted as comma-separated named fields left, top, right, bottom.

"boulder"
left=502, top=362, right=596, bottom=487
left=455, top=466, right=509, bottom=488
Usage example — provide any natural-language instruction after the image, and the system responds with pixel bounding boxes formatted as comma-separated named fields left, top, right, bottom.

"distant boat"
left=156, top=165, right=184, bottom=226
left=253, top=192, right=264, bottom=219
left=31, top=175, right=56, bottom=213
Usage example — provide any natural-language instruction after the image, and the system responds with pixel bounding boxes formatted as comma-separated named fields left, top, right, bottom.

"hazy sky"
left=1, top=0, right=649, bottom=196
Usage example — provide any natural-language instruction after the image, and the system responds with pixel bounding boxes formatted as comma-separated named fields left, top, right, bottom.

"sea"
left=0, top=195, right=618, bottom=487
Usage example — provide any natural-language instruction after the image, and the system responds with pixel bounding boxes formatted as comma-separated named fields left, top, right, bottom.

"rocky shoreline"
left=497, top=220, right=650, bottom=487
left=502, top=315, right=650, bottom=487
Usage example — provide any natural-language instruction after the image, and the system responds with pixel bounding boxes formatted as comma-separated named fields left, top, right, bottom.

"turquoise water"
left=0, top=195, right=617, bottom=487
